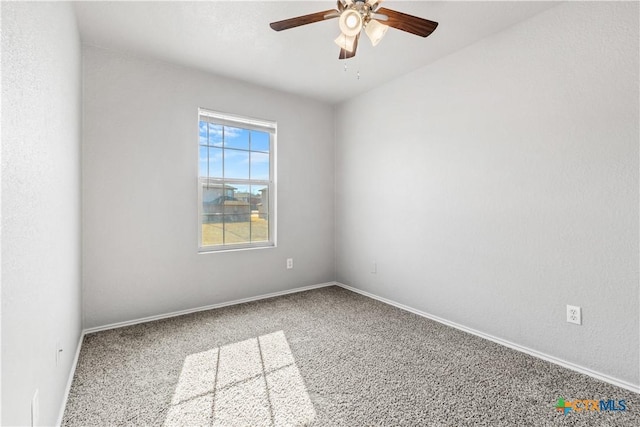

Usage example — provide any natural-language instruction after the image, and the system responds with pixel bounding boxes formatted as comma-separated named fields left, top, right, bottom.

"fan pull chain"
left=340, top=62, right=361, bottom=81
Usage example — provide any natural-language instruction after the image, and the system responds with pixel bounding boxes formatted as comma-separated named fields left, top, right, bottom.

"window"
left=198, top=108, right=276, bottom=251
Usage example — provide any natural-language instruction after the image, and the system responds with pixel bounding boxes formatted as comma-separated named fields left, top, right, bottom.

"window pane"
left=223, top=215, right=250, bottom=244
left=199, top=121, right=208, bottom=145
left=252, top=184, right=269, bottom=221
left=203, top=185, right=226, bottom=208
left=208, top=123, right=223, bottom=147
left=208, top=147, right=223, bottom=178
left=251, top=184, right=268, bottom=242
left=223, top=184, right=250, bottom=221
left=201, top=215, right=223, bottom=246
left=199, top=146, right=208, bottom=177
left=229, top=184, right=250, bottom=205
left=251, top=215, right=268, bottom=242
left=224, top=127, right=249, bottom=150
left=224, top=150, right=249, bottom=179
left=201, top=187, right=224, bottom=247
left=250, top=152, right=269, bottom=181
left=251, top=131, right=270, bottom=152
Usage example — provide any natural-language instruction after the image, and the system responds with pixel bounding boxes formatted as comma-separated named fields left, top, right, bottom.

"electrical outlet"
left=567, top=305, right=581, bottom=325
left=286, top=258, right=293, bottom=269
left=371, top=261, right=377, bottom=274
left=32, top=389, right=39, bottom=427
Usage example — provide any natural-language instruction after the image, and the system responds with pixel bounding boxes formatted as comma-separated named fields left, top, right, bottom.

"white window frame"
left=197, top=108, right=277, bottom=253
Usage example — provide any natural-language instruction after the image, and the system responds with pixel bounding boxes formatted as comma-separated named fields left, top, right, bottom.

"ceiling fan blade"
left=270, top=9, right=340, bottom=31
left=375, top=7, right=438, bottom=37
left=339, top=33, right=360, bottom=59
left=337, top=0, right=345, bottom=11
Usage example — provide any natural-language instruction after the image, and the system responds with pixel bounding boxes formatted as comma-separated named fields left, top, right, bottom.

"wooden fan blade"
left=339, top=33, right=360, bottom=60
left=376, top=7, right=438, bottom=37
left=337, top=0, right=345, bottom=11
left=270, top=9, right=339, bottom=31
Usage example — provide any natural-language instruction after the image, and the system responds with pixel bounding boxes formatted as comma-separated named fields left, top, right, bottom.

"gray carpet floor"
left=62, top=286, right=639, bottom=426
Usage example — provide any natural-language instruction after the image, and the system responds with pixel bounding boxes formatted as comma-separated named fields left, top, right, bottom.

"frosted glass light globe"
left=338, top=10, right=363, bottom=37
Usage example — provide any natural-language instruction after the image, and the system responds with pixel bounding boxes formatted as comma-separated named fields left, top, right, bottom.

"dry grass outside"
left=202, top=218, right=269, bottom=246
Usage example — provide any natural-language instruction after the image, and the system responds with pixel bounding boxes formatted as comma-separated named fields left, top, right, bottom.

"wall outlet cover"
left=567, top=305, right=582, bottom=325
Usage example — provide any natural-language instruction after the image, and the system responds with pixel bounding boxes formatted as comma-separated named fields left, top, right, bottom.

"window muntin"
left=198, top=109, right=275, bottom=251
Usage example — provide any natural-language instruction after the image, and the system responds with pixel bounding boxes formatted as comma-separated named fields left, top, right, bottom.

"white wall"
left=82, top=46, right=335, bottom=329
left=1, top=2, right=83, bottom=425
left=335, top=1, right=639, bottom=386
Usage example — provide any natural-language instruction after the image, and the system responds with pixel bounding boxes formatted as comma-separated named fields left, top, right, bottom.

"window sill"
left=198, top=243, right=276, bottom=254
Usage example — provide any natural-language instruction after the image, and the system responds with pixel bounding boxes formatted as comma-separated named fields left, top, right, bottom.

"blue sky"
left=199, top=122, right=270, bottom=181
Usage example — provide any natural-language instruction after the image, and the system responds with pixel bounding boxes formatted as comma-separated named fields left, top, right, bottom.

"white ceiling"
left=74, top=1, right=558, bottom=104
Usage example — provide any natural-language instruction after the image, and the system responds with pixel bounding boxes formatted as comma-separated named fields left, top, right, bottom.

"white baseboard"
left=58, top=279, right=637, bottom=424
left=56, top=333, right=84, bottom=426
left=83, top=281, right=336, bottom=335
left=334, top=282, right=639, bottom=394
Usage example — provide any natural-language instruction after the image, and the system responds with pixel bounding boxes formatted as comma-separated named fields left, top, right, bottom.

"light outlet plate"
left=286, top=258, right=293, bottom=269
left=567, top=305, right=581, bottom=325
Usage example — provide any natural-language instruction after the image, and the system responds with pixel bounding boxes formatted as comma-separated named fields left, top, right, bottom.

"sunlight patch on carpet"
left=164, top=330, right=315, bottom=426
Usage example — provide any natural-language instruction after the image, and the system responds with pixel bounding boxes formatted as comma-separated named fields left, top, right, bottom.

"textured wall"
left=1, top=2, right=83, bottom=425
left=82, top=46, right=335, bottom=329
left=335, top=2, right=639, bottom=386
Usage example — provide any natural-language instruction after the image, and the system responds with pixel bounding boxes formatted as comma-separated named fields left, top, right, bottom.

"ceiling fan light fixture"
left=338, top=9, right=363, bottom=37
left=270, top=1, right=439, bottom=60
left=365, top=19, right=389, bottom=46
left=334, top=33, right=357, bottom=52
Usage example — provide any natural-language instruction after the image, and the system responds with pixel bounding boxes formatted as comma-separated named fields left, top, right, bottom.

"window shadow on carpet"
left=164, top=330, right=315, bottom=426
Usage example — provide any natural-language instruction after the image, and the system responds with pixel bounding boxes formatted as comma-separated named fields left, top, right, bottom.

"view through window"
left=198, top=109, right=275, bottom=251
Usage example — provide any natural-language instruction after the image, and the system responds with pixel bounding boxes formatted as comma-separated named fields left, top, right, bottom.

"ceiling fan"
left=270, top=0, right=438, bottom=59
